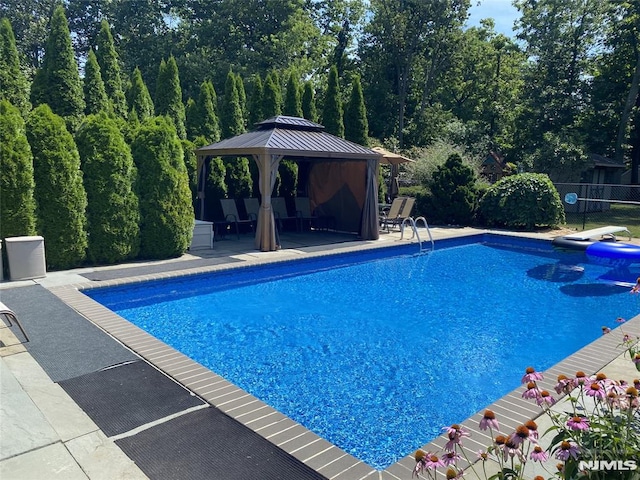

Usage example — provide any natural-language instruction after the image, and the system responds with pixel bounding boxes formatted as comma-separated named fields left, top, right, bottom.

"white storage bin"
left=5, top=236, right=47, bottom=281
left=190, top=220, right=214, bottom=250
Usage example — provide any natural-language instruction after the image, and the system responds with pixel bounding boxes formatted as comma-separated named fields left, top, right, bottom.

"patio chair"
left=219, top=199, right=254, bottom=239
left=295, top=197, right=318, bottom=231
left=243, top=198, right=260, bottom=223
left=380, top=197, right=406, bottom=232
left=272, top=197, right=298, bottom=231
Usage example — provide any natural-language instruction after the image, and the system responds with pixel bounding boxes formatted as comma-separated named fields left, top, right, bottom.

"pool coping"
left=46, top=230, right=640, bottom=480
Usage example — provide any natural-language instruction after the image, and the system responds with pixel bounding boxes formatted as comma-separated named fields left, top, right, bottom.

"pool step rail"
left=399, top=216, right=434, bottom=253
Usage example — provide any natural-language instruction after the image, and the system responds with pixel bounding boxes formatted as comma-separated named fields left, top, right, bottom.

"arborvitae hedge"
left=248, top=75, right=263, bottom=126
left=203, top=155, right=227, bottom=222
left=262, top=73, right=282, bottom=118
left=0, top=18, right=31, bottom=116
left=95, top=20, right=127, bottom=119
left=26, top=105, right=88, bottom=269
left=181, top=138, right=198, bottom=212
left=284, top=71, right=302, bottom=117
left=278, top=159, right=298, bottom=198
left=83, top=49, right=112, bottom=116
left=323, top=65, right=344, bottom=137
left=31, top=6, right=85, bottom=132
left=235, top=73, right=247, bottom=125
left=302, top=81, right=317, bottom=122
left=127, top=67, right=154, bottom=121
left=0, top=100, right=36, bottom=239
left=428, top=153, right=478, bottom=225
left=220, top=70, right=245, bottom=139
left=131, top=116, right=193, bottom=259
left=187, top=81, right=219, bottom=143
left=76, top=112, right=140, bottom=264
left=344, top=76, right=369, bottom=146
left=155, top=56, right=186, bottom=139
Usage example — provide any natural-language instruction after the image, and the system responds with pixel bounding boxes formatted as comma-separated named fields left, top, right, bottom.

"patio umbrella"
left=371, top=147, right=415, bottom=199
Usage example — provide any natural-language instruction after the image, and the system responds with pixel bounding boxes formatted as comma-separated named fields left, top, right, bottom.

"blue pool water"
left=86, top=236, right=639, bottom=469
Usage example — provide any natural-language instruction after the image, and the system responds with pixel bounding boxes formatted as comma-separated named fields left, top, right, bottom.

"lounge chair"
left=295, top=197, right=318, bottom=231
left=380, top=197, right=406, bottom=232
left=272, top=197, right=298, bottom=231
left=243, top=198, right=260, bottom=223
left=219, top=199, right=254, bottom=239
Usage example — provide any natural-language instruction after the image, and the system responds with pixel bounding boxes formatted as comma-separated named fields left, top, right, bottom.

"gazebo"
left=195, top=116, right=383, bottom=252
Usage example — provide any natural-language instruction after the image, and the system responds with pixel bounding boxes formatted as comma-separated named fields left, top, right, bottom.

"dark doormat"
left=81, top=257, right=242, bottom=281
left=59, top=360, right=205, bottom=436
left=115, top=407, right=328, bottom=480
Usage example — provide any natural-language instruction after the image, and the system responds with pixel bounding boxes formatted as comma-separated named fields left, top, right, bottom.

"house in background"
left=481, top=151, right=506, bottom=183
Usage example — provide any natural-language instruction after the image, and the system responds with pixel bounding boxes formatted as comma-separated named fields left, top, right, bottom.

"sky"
left=466, top=0, right=521, bottom=38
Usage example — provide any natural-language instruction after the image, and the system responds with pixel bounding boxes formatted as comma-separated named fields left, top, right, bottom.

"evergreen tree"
left=344, top=75, right=369, bottom=146
left=220, top=70, right=245, bottom=138
left=203, top=156, right=227, bottom=222
left=302, top=81, right=318, bottom=122
left=26, top=105, right=87, bottom=269
left=278, top=160, right=298, bottom=198
left=95, top=20, right=127, bottom=118
left=76, top=112, right=140, bottom=264
left=187, top=81, right=219, bottom=143
left=131, top=116, right=193, bottom=259
left=235, top=72, right=247, bottom=126
left=155, top=56, right=186, bottom=139
left=428, top=153, right=478, bottom=225
left=284, top=71, right=303, bottom=117
left=31, top=5, right=84, bottom=132
left=323, top=65, right=344, bottom=137
left=0, top=100, right=36, bottom=239
left=185, top=97, right=198, bottom=140
left=0, top=18, right=30, bottom=116
left=248, top=74, right=264, bottom=126
left=262, top=73, right=282, bottom=118
left=182, top=138, right=198, bottom=213
left=83, top=49, right=111, bottom=116
left=127, top=67, right=154, bottom=121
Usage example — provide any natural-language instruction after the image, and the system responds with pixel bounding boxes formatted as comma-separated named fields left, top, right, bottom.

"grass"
left=564, top=203, right=640, bottom=238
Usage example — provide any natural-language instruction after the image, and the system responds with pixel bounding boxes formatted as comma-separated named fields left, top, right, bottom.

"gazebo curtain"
left=253, top=153, right=283, bottom=251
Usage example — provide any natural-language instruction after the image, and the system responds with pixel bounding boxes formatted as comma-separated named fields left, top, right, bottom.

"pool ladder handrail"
left=399, top=216, right=434, bottom=253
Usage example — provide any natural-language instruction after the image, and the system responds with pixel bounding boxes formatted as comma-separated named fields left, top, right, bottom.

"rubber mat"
left=59, top=360, right=205, bottom=437
left=115, top=407, right=328, bottom=480
left=81, top=257, right=242, bottom=281
left=0, top=285, right=139, bottom=382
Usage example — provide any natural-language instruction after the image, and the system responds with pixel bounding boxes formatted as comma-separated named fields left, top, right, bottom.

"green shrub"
left=0, top=100, right=36, bottom=239
left=224, top=157, right=253, bottom=199
left=478, top=173, right=565, bottom=229
left=428, top=153, right=478, bottom=225
left=203, top=156, right=227, bottom=221
left=278, top=159, right=298, bottom=198
left=76, top=112, right=140, bottom=264
left=26, top=105, right=88, bottom=269
left=131, top=116, right=193, bottom=259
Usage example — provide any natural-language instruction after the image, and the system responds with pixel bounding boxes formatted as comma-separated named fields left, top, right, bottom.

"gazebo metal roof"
left=195, top=116, right=381, bottom=160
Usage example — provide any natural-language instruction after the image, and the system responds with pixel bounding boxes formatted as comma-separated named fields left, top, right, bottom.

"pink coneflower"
left=477, top=450, right=489, bottom=462
left=445, top=467, right=464, bottom=479
left=602, top=326, right=611, bottom=334
left=555, top=374, right=574, bottom=394
left=616, top=317, right=626, bottom=324
left=566, top=416, right=590, bottom=431
left=501, top=438, right=524, bottom=462
left=536, top=390, right=556, bottom=406
left=442, top=451, right=461, bottom=466
left=575, top=371, right=589, bottom=385
left=623, top=333, right=632, bottom=343
left=494, top=434, right=507, bottom=447
left=424, top=454, right=446, bottom=469
left=509, top=425, right=530, bottom=447
left=530, top=445, right=549, bottom=463
left=586, top=382, right=606, bottom=399
left=633, top=354, right=640, bottom=366
left=522, top=381, right=540, bottom=399
left=555, top=441, right=580, bottom=461
left=522, top=367, right=544, bottom=383
left=524, top=420, right=539, bottom=440
left=479, top=410, right=499, bottom=431
left=443, top=424, right=469, bottom=451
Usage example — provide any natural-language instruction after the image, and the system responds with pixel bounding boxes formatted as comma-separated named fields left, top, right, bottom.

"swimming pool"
left=85, top=235, right=639, bottom=470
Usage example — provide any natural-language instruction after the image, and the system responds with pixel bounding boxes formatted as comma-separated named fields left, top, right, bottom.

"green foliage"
left=344, top=75, right=368, bottom=145
left=76, top=112, right=140, bottom=264
left=428, top=153, right=478, bottom=225
left=223, top=157, right=253, bottom=199
left=0, top=18, right=30, bottom=116
left=220, top=70, right=245, bottom=138
left=131, top=116, right=193, bottom=259
left=278, top=159, right=298, bottom=198
left=31, top=5, right=85, bottom=132
left=155, top=56, right=187, bottom=139
left=186, top=81, right=220, bottom=143
left=262, top=72, right=282, bottom=118
left=405, top=141, right=471, bottom=186
left=203, top=156, right=227, bottom=222
left=521, top=131, right=590, bottom=183
left=26, top=105, right=87, bottom=269
left=301, top=81, right=317, bottom=122
left=248, top=74, right=263, bottom=125
left=83, top=49, right=112, bottom=116
left=478, top=172, right=565, bottom=229
left=283, top=71, right=303, bottom=117
left=95, top=19, right=128, bottom=119
left=181, top=138, right=198, bottom=213
left=0, top=100, right=36, bottom=238
left=235, top=72, right=247, bottom=124
left=127, top=67, right=154, bottom=121
left=323, top=65, right=344, bottom=137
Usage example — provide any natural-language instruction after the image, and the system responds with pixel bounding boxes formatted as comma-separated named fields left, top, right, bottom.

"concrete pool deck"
left=1, top=226, right=639, bottom=480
